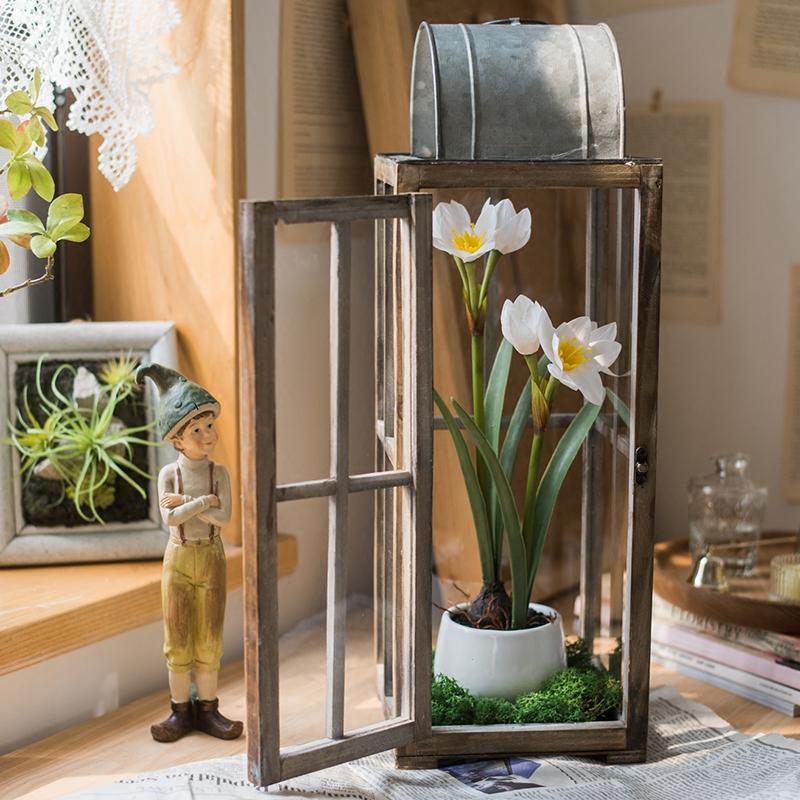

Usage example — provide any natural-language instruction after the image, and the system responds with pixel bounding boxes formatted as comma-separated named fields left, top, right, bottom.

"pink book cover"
left=652, top=621, right=800, bottom=691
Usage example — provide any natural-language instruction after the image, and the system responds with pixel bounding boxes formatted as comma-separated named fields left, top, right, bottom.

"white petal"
left=501, top=295, right=541, bottom=355
left=457, top=241, right=495, bottom=263
left=492, top=198, right=516, bottom=226
left=590, top=321, right=617, bottom=343
left=569, top=366, right=605, bottom=406
left=565, top=316, right=593, bottom=342
left=591, top=339, right=622, bottom=370
left=494, top=207, right=532, bottom=254
left=539, top=310, right=557, bottom=365
left=473, top=198, right=497, bottom=240
left=547, top=361, right=579, bottom=393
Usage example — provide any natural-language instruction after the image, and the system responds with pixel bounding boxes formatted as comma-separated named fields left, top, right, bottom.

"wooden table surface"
left=2, top=606, right=798, bottom=800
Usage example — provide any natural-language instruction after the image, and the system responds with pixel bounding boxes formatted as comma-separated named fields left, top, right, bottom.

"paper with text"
left=729, top=0, right=800, bottom=97
left=627, top=103, right=722, bottom=324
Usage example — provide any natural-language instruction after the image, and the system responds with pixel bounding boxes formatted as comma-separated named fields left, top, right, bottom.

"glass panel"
left=422, top=183, right=635, bottom=732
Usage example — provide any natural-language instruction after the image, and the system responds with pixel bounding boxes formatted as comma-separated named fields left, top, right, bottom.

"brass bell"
left=687, top=551, right=729, bottom=592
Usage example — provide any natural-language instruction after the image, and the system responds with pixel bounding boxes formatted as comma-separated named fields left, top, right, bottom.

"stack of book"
left=651, top=595, right=800, bottom=716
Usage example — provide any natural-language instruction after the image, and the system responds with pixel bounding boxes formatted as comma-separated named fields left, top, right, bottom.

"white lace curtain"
left=0, top=0, right=180, bottom=190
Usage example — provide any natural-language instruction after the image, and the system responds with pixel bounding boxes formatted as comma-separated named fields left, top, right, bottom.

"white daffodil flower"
left=540, top=315, right=622, bottom=406
left=500, top=295, right=546, bottom=356
left=432, top=199, right=497, bottom=263
left=492, top=198, right=532, bottom=255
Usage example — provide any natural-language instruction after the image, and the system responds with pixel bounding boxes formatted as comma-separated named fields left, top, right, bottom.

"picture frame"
left=0, top=321, right=177, bottom=566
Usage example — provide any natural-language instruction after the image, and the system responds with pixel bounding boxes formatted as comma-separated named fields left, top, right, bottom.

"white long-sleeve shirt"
left=158, top=454, right=232, bottom=541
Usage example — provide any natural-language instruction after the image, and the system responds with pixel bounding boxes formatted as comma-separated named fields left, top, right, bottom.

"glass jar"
left=688, top=454, right=768, bottom=577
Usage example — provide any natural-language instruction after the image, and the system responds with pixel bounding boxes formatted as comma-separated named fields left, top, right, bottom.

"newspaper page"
left=590, top=1, right=718, bottom=17
left=279, top=0, right=371, bottom=199
left=626, top=103, right=722, bottom=324
left=63, top=687, right=800, bottom=799
left=782, top=264, right=800, bottom=500
left=729, top=0, right=800, bottom=98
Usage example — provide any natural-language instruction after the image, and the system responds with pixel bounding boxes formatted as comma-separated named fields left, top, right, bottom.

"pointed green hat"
left=135, top=363, right=220, bottom=441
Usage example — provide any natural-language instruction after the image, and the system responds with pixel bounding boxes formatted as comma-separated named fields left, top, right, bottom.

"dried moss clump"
left=431, top=674, right=475, bottom=725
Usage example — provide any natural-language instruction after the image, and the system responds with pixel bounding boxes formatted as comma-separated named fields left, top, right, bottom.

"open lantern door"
left=238, top=193, right=434, bottom=787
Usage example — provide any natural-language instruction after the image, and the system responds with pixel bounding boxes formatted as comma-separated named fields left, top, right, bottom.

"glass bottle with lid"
left=688, top=453, right=768, bottom=577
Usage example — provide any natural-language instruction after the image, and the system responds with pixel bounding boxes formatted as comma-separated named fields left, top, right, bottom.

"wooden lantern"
left=239, top=155, right=662, bottom=787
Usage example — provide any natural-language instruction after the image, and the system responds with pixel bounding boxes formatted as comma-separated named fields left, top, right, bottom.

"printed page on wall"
left=626, top=102, right=722, bottom=324
left=729, top=0, right=800, bottom=97
left=589, top=0, right=718, bottom=17
left=279, top=0, right=371, bottom=200
left=782, top=264, right=800, bottom=501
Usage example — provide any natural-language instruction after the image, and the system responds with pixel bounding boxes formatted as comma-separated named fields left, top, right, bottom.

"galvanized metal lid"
left=410, top=20, right=625, bottom=161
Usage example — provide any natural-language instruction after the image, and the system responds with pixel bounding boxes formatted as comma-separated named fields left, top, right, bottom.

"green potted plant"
left=0, top=68, right=90, bottom=297
left=432, top=197, right=622, bottom=699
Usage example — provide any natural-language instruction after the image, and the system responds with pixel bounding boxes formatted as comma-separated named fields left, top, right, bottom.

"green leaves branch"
left=0, top=68, right=91, bottom=297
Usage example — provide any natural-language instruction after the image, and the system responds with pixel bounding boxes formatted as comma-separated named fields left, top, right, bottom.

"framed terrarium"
left=0, top=321, right=177, bottom=565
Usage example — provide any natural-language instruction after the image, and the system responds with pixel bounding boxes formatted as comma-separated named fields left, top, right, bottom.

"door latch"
left=635, top=446, right=649, bottom=486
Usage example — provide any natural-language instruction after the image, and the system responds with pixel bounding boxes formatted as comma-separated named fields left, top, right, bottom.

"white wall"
left=574, top=0, right=800, bottom=539
left=245, top=0, right=375, bottom=635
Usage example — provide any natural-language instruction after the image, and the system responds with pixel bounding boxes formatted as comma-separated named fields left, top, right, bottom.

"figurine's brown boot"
left=193, top=698, right=243, bottom=740
left=150, top=700, right=194, bottom=742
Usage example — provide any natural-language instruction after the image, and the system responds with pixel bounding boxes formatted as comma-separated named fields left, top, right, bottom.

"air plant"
left=8, top=355, right=158, bottom=523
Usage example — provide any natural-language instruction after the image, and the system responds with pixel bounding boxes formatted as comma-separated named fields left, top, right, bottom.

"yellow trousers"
left=161, top=536, right=227, bottom=673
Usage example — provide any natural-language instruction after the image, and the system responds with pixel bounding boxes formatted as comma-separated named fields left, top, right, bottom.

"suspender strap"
left=174, top=462, right=218, bottom=544
left=175, top=464, right=186, bottom=545
left=209, top=461, right=217, bottom=542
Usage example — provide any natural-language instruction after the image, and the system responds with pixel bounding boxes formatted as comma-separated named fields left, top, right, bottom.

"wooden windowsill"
left=0, top=534, right=298, bottom=677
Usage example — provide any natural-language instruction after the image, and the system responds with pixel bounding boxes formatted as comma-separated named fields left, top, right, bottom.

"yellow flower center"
left=451, top=224, right=484, bottom=254
left=558, top=337, right=591, bottom=372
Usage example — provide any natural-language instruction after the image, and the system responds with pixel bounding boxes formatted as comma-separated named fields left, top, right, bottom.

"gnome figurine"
left=137, top=363, right=243, bottom=743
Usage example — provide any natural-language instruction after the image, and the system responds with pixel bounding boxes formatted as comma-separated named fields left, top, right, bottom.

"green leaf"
left=452, top=398, right=530, bottom=630
left=30, top=234, right=56, bottom=258
left=491, top=377, right=533, bottom=554
left=6, top=90, right=33, bottom=115
left=27, top=118, right=45, bottom=146
left=484, top=338, right=513, bottom=562
left=25, top=155, right=55, bottom=201
left=526, top=401, right=602, bottom=596
left=606, top=388, right=630, bottom=427
left=433, top=390, right=495, bottom=584
left=46, top=193, right=84, bottom=236
left=0, top=118, right=20, bottom=151
left=500, top=377, right=532, bottom=479
left=57, top=222, right=90, bottom=243
left=35, top=106, right=58, bottom=131
left=7, top=160, right=31, bottom=199
left=29, top=68, right=42, bottom=101
left=0, top=210, right=45, bottom=238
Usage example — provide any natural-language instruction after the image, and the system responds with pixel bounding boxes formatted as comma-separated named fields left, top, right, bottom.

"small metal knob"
left=634, top=446, right=649, bottom=485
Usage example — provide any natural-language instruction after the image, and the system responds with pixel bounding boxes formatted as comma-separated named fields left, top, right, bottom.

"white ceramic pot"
left=433, top=602, right=566, bottom=699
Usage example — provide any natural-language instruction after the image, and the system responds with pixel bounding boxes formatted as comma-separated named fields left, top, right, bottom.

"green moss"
left=515, top=667, right=621, bottom=724
left=474, top=696, right=516, bottom=725
left=431, top=637, right=622, bottom=726
left=431, top=674, right=475, bottom=725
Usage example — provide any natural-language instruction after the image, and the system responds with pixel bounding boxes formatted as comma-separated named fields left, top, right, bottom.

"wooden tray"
left=654, top=537, right=800, bottom=635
